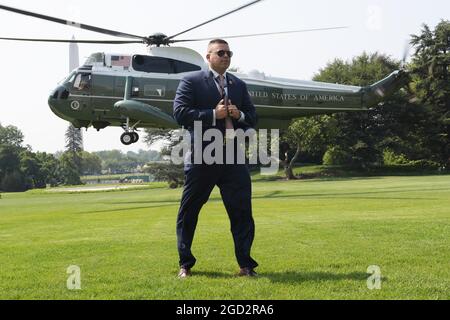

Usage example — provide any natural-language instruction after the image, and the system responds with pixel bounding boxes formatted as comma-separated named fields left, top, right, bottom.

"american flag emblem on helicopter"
left=111, top=55, right=131, bottom=68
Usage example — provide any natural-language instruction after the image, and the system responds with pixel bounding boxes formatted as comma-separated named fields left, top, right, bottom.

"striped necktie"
left=218, top=74, right=234, bottom=135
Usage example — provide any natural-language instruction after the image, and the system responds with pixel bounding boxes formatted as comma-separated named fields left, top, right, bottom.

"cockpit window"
left=58, top=71, right=76, bottom=85
left=73, top=73, right=91, bottom=91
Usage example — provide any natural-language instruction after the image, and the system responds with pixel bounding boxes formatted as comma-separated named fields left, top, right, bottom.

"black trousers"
left=176, top=163, right=258, bottom=270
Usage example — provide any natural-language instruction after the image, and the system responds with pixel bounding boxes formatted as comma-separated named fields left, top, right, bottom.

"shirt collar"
left=209, top=67, right=227, bottom=80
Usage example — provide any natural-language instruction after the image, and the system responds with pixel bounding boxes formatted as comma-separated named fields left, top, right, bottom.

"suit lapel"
left=203, top=70, right=239, bottom=107
left=226, top=73, right=236, bottom=104
left=204, top=70, right=221, bottom=101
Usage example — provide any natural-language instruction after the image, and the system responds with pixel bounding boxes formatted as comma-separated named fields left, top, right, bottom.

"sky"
left=0, top=0, right=448, bottom=154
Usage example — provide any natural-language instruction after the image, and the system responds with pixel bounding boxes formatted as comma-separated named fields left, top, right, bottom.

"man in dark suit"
left=173, top=39, right=258, bottom=278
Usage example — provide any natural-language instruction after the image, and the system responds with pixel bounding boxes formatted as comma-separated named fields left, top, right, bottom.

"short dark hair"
left=208, top=39, right=228, bottom=46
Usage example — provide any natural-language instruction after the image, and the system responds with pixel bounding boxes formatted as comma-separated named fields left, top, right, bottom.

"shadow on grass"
left=251, top=188, right=447, bottom=201
left=75, top=203, right=176, bottom=214
left=189, top=270, right=383, bottom=284
left=253, top=176, right=385, bottom=183
left=109, top=199, right=180, bottom=205
left=262, top=271, right=368, bottom=283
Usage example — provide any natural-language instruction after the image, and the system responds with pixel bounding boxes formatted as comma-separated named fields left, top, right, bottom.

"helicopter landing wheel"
left=120, top=132, right=134, bottom=145
left=132, top=132, right=139, bottom=143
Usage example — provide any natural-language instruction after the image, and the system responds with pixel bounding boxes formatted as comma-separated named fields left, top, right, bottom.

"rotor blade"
left=0, top=37, right=143, bottom=44
left=0, top=4, right=146, bottom=40
left=400, top=39, right=411, bottom=69
left=170, top=26, right=349, bottom=43
left=165, top=0, right=263, bottom=41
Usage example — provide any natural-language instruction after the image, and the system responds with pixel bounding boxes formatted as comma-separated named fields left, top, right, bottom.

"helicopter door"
left=71, top=73, right=92, bottom=111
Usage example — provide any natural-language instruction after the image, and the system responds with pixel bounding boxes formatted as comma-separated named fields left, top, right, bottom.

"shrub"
left=1, top=170, right=26, bottom=192
left=145, top=163, right=184, bottom=188
left=323, top=146, right=351, bottom=165
left=383, top=149, right=409, bottom=165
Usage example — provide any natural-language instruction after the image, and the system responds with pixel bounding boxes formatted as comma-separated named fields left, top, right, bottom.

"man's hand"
left=215, top=99, right=228, bottom=119
left=227, top=100, right=241, bottom=120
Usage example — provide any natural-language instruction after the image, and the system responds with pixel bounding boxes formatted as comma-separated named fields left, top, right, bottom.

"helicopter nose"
left=48, top=85, right=70, bottom=116
left=49, top=85, right=70, bottom=101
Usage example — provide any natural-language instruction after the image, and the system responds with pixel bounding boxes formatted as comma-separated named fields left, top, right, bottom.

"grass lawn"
left=0, top=175, right=449, bottom=299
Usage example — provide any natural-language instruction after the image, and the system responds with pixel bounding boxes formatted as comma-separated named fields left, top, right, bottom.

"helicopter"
left=0, top=0, right=409, bottom=146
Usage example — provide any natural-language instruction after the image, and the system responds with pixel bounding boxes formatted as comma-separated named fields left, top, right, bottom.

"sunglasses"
left=214, top=50, right=233, bottom=58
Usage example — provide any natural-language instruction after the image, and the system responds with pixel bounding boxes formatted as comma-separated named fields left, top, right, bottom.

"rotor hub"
left=146, top=33, right=170, bottom=46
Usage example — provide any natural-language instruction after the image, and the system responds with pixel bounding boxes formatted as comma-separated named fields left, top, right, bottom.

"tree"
left=144, top=128, right=172, bottom=147
left=20, top=150, right=43, bottom=189
left=59, top=151, right=82, bottom=185
left=35, top=152, right=64, bottom=187
left=65, top=124, right=83, bottom=171
left=63, top=125, right=83, bottom=184
left=0, top=124, right=27, bottom=191
left=18, top=151, right=62, bottom=189
left=312, top=52, right=404, bottom=167
left=282, top=116, right=338, bottom=179
left=127, top=149, right=161, bottom=163
left=0, top=124, right=64, bottom=191
left=80, top=151, right=102, bottom=175
left=0, top=123, right=24, bottom=147
left=409, top=20, right=449, bottom=167
left=65, top=125, right=83, bottom=153
left=296, top=28, right=448, bottom=171
left=1, top=170, right=26, bottom=192
left=145, top=162, right=184, bottom=188
left=0, top=145, right=21, bottom=176
left=144, top=129, right=183, bottom=187
left=0, top=145, right=25, bottom=191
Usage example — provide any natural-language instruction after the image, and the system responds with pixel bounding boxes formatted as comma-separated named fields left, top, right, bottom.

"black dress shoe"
left=238, top=267, right=258, bottom=277
left=178, top=267, right=191, bottom=278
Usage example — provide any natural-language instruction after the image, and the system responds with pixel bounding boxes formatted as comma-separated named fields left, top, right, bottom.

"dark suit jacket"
left=173, top=69, right=257, bottom=134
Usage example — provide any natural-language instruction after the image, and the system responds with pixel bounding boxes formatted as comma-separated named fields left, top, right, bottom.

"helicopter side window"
left=144, top=85, right=165, bottom=97
left=133, top=56, right=173, bottom=73
left=73, top=73, right=91, bottom=91
left=173, top=60, right=201, bottom=73
left=132, top=55, right=201, bottom=74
